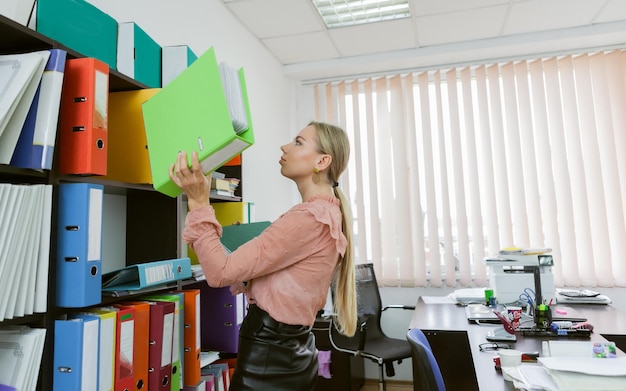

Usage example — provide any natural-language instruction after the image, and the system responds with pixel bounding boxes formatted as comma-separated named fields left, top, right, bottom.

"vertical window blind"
left=314, top=50, right=626, bottom=288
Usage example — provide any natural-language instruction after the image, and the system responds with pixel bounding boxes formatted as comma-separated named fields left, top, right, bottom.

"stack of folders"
left=53, top=289, right=204, bottom=390
left=0, top=326, right=47, bottom=391
left=0, top=49, right=67, bottom=170
left=0, top=184, right=53, bottom=321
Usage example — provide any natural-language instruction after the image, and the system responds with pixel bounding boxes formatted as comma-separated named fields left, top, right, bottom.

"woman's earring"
left=313, top=167, right=319, bottom=174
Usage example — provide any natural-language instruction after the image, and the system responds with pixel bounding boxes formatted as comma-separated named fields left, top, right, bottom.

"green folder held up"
left=142, top=47, right=254, bottom=198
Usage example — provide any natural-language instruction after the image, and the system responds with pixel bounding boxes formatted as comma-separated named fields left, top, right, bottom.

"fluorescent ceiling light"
left=312, top=0, right=411, bottom=28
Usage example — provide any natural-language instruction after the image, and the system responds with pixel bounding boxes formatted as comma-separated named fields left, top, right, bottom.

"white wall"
left=88, top=0, right=300, bottom=221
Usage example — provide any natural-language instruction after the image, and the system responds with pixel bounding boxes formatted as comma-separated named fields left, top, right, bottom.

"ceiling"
left=223, top=0, right=626, bottom=81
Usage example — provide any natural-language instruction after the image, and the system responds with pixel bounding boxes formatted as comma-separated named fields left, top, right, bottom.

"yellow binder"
left=104, top=88, right=160, bottom=184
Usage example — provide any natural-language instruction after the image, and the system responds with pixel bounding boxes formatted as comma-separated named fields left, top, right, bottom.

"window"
left=314, top=51, right=626, bottom=288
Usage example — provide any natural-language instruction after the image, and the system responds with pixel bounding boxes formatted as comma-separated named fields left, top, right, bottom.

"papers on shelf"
left=538, top=356, right=626, bottom=377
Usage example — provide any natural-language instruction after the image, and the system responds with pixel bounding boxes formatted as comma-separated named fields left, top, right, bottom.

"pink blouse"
left=183, top=194, right=347, bottom=326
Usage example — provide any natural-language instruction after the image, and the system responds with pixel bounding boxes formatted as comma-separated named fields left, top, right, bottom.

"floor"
left=359, top=380, right=413, bottom=391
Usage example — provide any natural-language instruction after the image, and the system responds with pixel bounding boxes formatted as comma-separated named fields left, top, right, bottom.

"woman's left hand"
left=169, top=150, right=210, bottom=210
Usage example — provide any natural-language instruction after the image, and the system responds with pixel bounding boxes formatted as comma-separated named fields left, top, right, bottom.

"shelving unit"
left=0, top=14, right=244, bottom=390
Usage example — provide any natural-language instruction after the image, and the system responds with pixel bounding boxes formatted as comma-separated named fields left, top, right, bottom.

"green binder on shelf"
left=36, top=0, right=118, bottom=70
left=117, top=22, right=162, bottom=88
left=221, top=221, right=271, bottom=252
left=142, top=47, right=254, bottom=198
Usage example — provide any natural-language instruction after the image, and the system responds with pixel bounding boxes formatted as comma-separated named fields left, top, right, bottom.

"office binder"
left=117, top=22, right=162, bottom=88
left=162, top=45, right=197, bottom=87
left=53, top=316, right=100, bottom=391
left=102, top=257, right=192, bottom=292
left=212, top=202, right=253, bottom=226
left=172, top=289, right=201, bottom=387
left=142, top=47, right=254, bottom=198
left=0, top=326, right=46, bottom=391
left=58, top=57, right=109, bottom=176
left=118, top=302, right=151, bottom=391
left=36, top=0, right=118, bottom=69
left=0, top=0, right=36, bottom=26
left=146, top=300, right=176, bottom=391
left=56, top=183, right=104, bottom=308
left=194, top=283, right=246, bottom=353
left=108, top=306, right=135, bottom=391
left=0, top=50, right=49, bottom=165
left=104, top=89, right=160, bottom=184
left=84, top=308, right=117, bottom=391
left=200, top=366, right=224, bottom=391
left=141, top=294, right=183, bottom=391
left=220, top=221, right=271, bottom=252
left=11, top=49, right=67, bottom=170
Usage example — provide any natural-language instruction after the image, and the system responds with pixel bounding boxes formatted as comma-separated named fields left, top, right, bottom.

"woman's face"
left=279, top=125, right=322, bottom=181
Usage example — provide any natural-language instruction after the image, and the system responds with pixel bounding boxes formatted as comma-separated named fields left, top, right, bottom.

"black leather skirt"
left=229, top=304, right=318, bottom=391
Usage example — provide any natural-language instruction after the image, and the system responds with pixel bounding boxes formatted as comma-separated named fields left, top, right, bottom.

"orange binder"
left=117, top=302, right=151, bottom=390
left=110, top=305, right=135, bottom=391
left=104, top=89, right=160, bottom=184
left=58, top=57, right=109, bottom=175
left=146, top=300, right=175, bottom=391
left=173, top=289, right=201, bottom=386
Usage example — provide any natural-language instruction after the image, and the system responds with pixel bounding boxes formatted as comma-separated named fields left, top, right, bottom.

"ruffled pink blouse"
left=183, top=194, right=347, bottom=326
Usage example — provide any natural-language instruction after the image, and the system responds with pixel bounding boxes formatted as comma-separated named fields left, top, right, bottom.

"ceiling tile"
left=503, top=0, right=605, bottom=35
left=411, top=0, right=508, bottom=16
left=224, top=0, right=324, bottom=38
left=594, top=0, right=626, bottom=23
left=262, top=31, right=340, bottom=64
left=328, top=19, right=417, bottom=57
left=416, top=5, right=508, bottom=46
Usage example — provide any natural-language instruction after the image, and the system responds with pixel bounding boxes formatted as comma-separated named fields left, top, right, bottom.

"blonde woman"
left=170, top=121, right=357, bottom=390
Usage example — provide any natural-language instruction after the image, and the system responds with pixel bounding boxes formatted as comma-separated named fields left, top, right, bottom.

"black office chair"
left=406, top=328, right=446, bottom=391
left=328, top=263, right=414, bottom=391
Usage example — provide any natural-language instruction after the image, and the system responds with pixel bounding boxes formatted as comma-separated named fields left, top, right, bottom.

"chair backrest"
left=406, top=328, right=446, bottom=391
left=354, top=263, right=385, bottom=339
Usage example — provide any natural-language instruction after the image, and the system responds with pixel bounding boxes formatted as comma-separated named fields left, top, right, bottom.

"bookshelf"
left=0, top=13, right=245, bottom=390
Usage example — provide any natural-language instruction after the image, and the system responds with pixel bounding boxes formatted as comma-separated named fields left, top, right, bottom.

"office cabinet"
left=0, top=13, right=245, bottom=390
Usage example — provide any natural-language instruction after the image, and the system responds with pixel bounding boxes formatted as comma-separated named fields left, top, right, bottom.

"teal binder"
left=162, top=45, right=198, bottom=86
left=36, top=0, right=118, bottom=70
left=221, top=221, right=271, bottom=252
left=101, top=257, right=192, bottom=292
left=142, top=47, right=254, bottom=198
left=117, top=22, right=162, bottom=88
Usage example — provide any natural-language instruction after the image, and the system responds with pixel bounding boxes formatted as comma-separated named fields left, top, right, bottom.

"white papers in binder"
left=218, top=62, right=248, bottom=134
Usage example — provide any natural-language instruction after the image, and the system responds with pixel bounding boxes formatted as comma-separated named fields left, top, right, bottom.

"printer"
left=486, top=251, right=556, bottom=306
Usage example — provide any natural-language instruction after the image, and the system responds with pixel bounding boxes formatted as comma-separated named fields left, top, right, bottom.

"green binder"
left=221, top=221, right=271, bottom=252
left=117, top=22, right=162, bottom=88
left=37, top=0, right=118, bottom=70
left=142, top=47, right=254, bottom=198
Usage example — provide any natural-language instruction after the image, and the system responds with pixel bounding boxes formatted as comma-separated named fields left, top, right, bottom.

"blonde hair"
left=309, top=121, right=357, bottom=337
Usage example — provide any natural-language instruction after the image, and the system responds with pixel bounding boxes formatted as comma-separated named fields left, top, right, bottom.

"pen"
left=548, top=298, right=553, bottom=306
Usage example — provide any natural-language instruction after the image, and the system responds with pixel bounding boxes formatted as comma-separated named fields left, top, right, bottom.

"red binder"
left=58, top=57, right=109, bottom=175
left=146, top=300, right=175, bottom=391
left=117, top=302, right=151, bottom=390
left=173, top=289, right=201, bottom=386
left=110, top=305, right=135, bottom=391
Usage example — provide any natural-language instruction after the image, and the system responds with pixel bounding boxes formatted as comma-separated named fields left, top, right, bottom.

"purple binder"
left=194, top=282, right=246, bottom=353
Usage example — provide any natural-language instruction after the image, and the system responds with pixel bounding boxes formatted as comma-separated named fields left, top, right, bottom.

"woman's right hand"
left=169, top=150, right=211, bottom=210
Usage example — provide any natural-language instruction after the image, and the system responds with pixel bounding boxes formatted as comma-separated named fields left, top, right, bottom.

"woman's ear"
left=317, top=154, right=332, bottom=171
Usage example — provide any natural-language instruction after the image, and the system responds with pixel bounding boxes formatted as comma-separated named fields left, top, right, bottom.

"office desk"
left=409, top=297, right=626, bottom=390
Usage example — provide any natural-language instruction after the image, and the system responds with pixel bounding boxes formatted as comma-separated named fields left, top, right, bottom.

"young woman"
left=170, top=121, right=357, bottom=390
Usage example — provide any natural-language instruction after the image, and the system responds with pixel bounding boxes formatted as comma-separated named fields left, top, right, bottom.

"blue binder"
left=56, top=183, right=104, bottom=307
left=53, top=315, right=100, bottom=391
left=101, top=257, right=192, bottom=292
